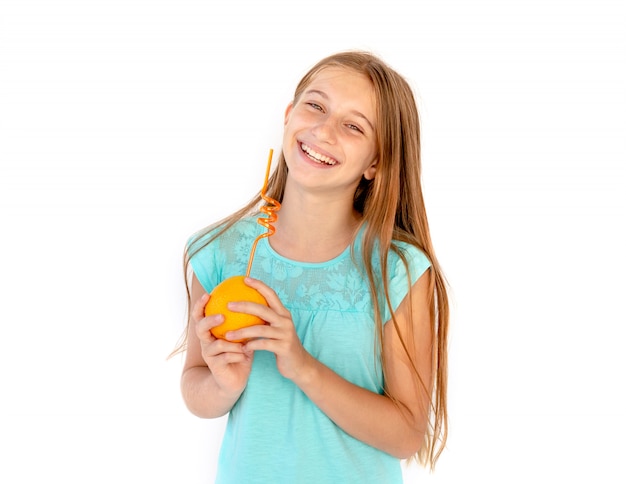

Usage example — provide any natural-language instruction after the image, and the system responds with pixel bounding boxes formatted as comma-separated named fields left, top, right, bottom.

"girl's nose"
left=311, top=116, right=337, bottom=143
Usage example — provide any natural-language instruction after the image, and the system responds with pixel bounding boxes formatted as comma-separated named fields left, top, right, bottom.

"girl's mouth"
left=300, top=143, right=337, bottom=166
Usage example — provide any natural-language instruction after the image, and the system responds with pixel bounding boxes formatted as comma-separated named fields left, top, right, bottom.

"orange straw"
left=245, top=149, right=281, bottom=277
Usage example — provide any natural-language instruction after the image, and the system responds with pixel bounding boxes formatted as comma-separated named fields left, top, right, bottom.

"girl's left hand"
left=223, top=277, right=313, bottom=382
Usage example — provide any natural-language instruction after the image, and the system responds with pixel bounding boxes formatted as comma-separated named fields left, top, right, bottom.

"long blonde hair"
left=175, top=51, right=449, bottom=470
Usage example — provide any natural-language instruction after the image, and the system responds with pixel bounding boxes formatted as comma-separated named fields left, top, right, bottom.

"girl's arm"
left=230, top=270, right=433, bottom=458
left=295, top=270, right=433, bottom=458
left=180, top=275, right=254, bottom=418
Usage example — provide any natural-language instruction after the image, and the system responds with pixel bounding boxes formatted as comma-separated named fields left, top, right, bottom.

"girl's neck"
left=269, top=190, right=361, bottom=263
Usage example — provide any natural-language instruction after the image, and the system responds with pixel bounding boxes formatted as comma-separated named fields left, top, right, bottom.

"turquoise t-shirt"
left=189, top=217, right=431, bottom=484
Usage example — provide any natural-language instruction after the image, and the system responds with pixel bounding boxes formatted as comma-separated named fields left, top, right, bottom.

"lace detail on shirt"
left=191, top=217, right=430, bottom=318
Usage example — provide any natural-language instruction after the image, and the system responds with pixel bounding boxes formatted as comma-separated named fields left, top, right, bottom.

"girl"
left=175, top=51, right=449, bottom=483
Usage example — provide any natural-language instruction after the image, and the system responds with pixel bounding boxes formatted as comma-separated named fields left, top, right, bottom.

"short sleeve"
left=383, top=244, right=431, bottom=322
left=187, top=230, right=224, bottom=294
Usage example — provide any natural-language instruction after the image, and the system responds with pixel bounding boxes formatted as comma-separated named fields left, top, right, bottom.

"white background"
left=1, top=0, right=624, bottom=482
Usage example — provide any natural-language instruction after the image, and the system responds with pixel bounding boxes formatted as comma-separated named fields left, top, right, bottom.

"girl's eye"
left=346, top=123, right=364, bottom=133
left=307, top=102, right=323, bottom=112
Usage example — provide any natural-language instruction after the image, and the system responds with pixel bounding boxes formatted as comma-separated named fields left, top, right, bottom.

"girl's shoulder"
left=378, top=239, right=432, bottom=319
left=186, top=216, right=261, bottom=292
left=389, top=239, right=431, bottom=272
left=188, top=216, right=260, bottom=251
left=357, top=228, right=431, bottom=278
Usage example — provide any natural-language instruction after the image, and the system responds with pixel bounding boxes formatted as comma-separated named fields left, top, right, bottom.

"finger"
left=191, top=293, right=210, bottom=322
left=240, top=330, right=294, bottom=355
left=225, top=321, right=281, bottom=343
left=226, top=300, right=275, bottom=323
left=212, top=335, right=248, bottom=350
left=195, top=313, right=224, bottom=339
left=210, top=351, right=252, bottom=366
left=242, top=336, right=273, bottom=353
left=204, top=337, right=248, bottom=358
left=243, top=277, right=290, bottom=316
left=200, top=338, right=251, bottom=372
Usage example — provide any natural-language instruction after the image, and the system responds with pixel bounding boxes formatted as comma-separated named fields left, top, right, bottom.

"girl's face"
left=282, top=67, right=378, bottom=197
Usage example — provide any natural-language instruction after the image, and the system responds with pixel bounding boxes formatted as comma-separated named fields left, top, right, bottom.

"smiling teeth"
left=301, top=143, right=337, bottom=165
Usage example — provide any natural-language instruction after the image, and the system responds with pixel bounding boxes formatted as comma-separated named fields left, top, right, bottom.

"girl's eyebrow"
left=303, top=89, right=375, bottom=132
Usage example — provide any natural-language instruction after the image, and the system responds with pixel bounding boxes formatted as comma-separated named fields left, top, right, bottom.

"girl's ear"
left=284, top=102, right=294, bottom=126
left=363, top=159, right=378, bottom=180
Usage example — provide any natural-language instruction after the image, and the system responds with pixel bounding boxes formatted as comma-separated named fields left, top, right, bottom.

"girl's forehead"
left=304, top=67, right=376, bottom=104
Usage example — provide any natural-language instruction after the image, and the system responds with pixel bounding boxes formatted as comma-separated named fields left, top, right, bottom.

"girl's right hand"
left=191, top=292, right=254, bottom=397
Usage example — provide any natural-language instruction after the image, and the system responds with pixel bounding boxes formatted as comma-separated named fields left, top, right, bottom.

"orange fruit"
left=204, top=275, right=268, bottom=342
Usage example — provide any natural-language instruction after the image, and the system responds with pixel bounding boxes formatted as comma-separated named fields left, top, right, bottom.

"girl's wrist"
left=291, top=352, right=323, bottom=394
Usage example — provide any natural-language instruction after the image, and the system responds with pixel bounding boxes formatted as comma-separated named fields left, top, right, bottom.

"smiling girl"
left=176, top=51, right=449, bottom=483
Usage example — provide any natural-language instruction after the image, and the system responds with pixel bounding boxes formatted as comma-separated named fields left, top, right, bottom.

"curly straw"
left=245, top=149, right=281, bottom=277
